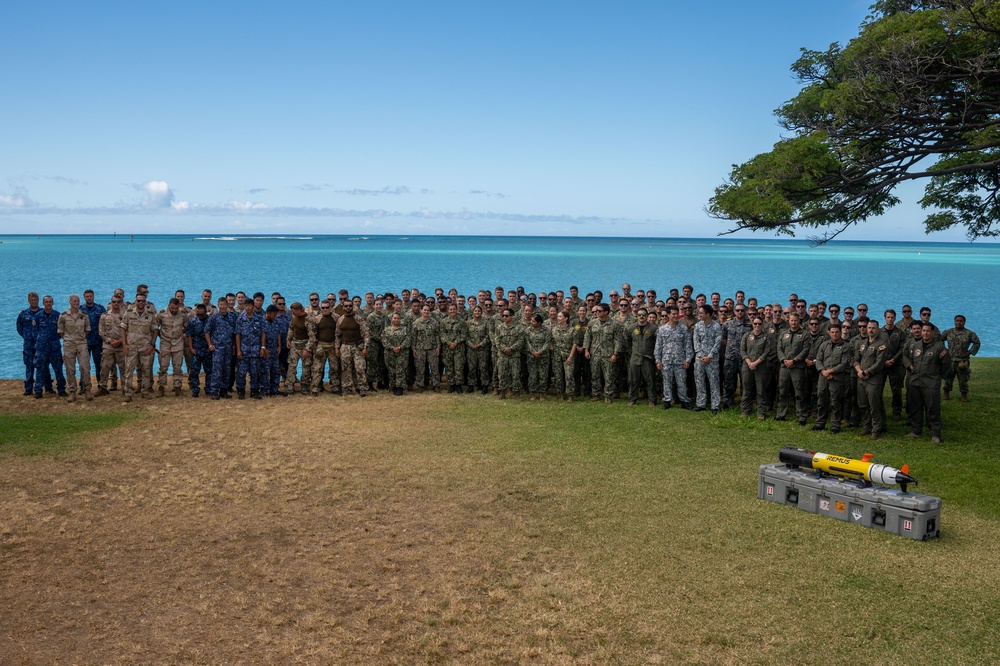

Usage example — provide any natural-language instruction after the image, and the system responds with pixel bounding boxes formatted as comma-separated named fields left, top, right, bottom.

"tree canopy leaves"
left=708, top=0, right=1000, bottom=241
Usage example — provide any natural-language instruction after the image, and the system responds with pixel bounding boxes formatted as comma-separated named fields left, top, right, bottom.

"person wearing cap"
left=942, top=315, right=980, bottom=402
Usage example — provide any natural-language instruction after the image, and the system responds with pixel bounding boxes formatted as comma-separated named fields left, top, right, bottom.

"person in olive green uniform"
left=854, top=319, right=888, bottom=440
left=740, top=317, right=769, bottom=419
left=365, top=300, right=387, bottom=391
left=627, top=308, right=658, bottom=406
left=813, top=322, right=852, bottom=432
left=942, top=315, right=980, bottom=401
left=775, top=312, right=809, bottom=424
left=382, top=312, right=411, bottom=395
left=905, top=322, right=950, bottom=443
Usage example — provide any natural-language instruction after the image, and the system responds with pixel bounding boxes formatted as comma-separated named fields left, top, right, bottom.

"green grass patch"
left=418, top=358, right=1000, bottom=664
left=0, top=412, right=140, bottom=456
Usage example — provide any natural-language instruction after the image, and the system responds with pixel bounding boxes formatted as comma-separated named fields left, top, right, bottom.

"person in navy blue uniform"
left=261, top=305, right=284, bottom=396
left=234, top=299, right=265, bottom=399
left=185, top=303, right=213, bottom=397
left=80, top=289, right=106, bottom=385
left=33, top=295, right=67, bottom=398
left=16, top=292, right=45, bottom=395
left=204, top=298, right=236, bottom=400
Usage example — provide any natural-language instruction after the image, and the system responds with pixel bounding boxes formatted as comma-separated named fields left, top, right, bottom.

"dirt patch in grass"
left=0, top=382, right=602, bottom=664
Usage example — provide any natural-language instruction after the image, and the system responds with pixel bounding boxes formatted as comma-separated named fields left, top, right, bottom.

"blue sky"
left=0, top=1, right=963, bottom=240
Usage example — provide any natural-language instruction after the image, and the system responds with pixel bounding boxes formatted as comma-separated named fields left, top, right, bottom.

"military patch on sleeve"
left=878, top=345, right=886, bottom=351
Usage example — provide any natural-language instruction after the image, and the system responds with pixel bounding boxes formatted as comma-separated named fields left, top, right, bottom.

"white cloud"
left=136, top=180, right=174, bottom=209
left=0, top=189, right=35, bottom=207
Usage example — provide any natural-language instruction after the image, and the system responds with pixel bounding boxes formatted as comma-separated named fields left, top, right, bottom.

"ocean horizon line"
left=2, top=233, right=997, bottom=247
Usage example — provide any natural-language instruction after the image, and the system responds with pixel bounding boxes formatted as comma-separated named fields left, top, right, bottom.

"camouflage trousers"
left=261, top=348, right=281, bottom=394
left=312, top=342, right=340, bottom=393
left=442, top=345, right=465, bottom=386
left=208, top=346, right=232, bottom=395
left=285, top=339, right=313, bottom=393
left=124, top=348, right=155, bottom=397
left=385, top=348, right=408, bottom=389
left=550, top=353, right=576, bottom=396
left=413, top=348, right=440, bottom=389
left=590, top=355, right=616, bottom=399
left=33, top=348, right=65, bottom=394
left=339, top=343, right=366, bottom=392
left=366, top=340, right=385, bottom=386
left=187, top=350, right=212, bottom=394
left=526, top=352, right=550, bottom=393
left=63, top=340, right=92, bottom=395
left=158, top=345, right=185, bottom=388
left=100, top=346, right=125, bottom=390
left=236, top=348, right=261, bottom=391
left=496, top=352, right=521, bottom=391
left=694, top=357, right=721, bottom=410
left=944, top=358, right=971, bottom=395
left=661, top=364, right=690, bottom=404
left=466, top=347, right=490, bottom=388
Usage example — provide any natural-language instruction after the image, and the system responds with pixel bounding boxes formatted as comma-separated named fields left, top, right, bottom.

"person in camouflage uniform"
left=524, top=313, right=552, bottom=400
left=284, top=302, right=315, bottom=395
left=156, top=298, right=188, bottom=397
left=439, top=303, right=468, bottom=392
left=739, top=316, right=769, bottom=418
left=185, top=303, right=212, bottom=397
left=309, top=300, right=341, bottom=396
left=494, top=308, right=524, bottom=398
left=58, top=294, right=93, bottom=402
left=615, top=299, right=637, bottom=395
left=335, top=300, right=370, bottom=396
left=204, top=298, right=236, bottom=400
left=721, top=305, right=752, bottom=409
left=80, top=289, right=106, bottom=387
left=466, top=306, right=491, bottom=394
left=234, top=299, right=265, bottom=399
left=121, top=293, right=158, bottom=402
left=654, top=305, right=693, bottom=409
left=692, top=304, right=723, bottom=413
left=97, top=296, right=126, bottom=396
left=383, top=312, right=411, bottom=395
left=942, top=315, right=980, bottom=401
left=32, top=296, right=66, bottom=398
left=584, top=303, right=623, bottom=403
left=261, top=305, right=284, bottom=396
left=813, top=322, right=852, bottom=432
left=411, top=304, right=441, bottom=391
left=365, top=299, right=387, bottom=391
left=549, top=310, right=577, bottom=401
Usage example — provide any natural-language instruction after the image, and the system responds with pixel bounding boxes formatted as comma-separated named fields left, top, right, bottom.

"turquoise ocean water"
left=2, top=234, right=997, bottom=378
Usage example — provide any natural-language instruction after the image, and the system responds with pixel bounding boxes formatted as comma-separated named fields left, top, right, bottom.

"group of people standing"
left=16, top=283, right=981, bottom=442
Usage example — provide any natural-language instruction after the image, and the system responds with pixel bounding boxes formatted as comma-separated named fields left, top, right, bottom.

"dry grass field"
left=2, top=371, right=999, bottom=665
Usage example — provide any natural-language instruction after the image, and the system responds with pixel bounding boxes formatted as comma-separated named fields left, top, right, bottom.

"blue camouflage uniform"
left=235, top=311, right=264, bottom=393
left=16, top=306, right=44, bottom=392
left=261, top=316, right=283, bottom=395
left=186, top=315, right=213, bottom=396
left=33, top=309, right=66, bottom=395
left=205, top=310, right=235, bottom=395
left=80, top=301, right=106, bottom=381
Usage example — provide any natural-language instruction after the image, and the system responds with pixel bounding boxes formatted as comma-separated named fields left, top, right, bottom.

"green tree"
left=708, top=1, right=1000, bottom=242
